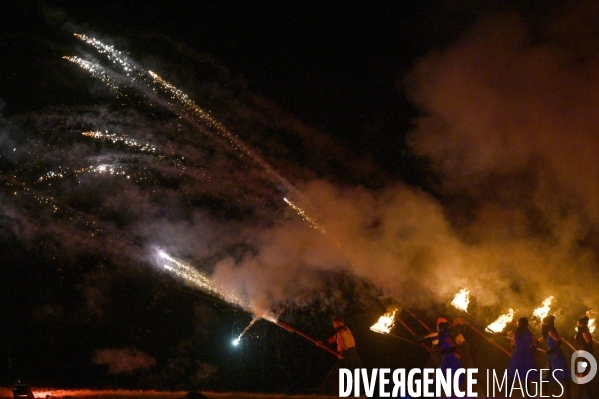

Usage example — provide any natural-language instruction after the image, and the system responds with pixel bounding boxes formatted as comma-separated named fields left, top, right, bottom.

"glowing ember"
left=532, top=296, right=555, bottom=320
left=486, top=308, right=516, bottom=333
left=451, top=288, right=470, bottom=312
left=370, top=309, right=398, bottom=334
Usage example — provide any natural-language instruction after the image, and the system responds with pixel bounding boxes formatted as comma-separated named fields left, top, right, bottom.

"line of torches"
left=370, top=288, right=597, bottom=356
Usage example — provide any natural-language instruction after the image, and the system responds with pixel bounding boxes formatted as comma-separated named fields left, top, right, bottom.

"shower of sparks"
left=450, top=288, right=470, bottom=312
left=69, top=33, right=298, bottom=197
left=283, top=197, right=327, bottom=235
left=159, top=251, right=277, bottom=323
left=233, top=317, right=259, bottom=346
left=486, top=308, right=517, bottom=333
left=74, top=33, right=138, bottom=72
left=82, top=131, right=158, bottom=152
left=62, top=56, right=120, bottom=90
left=532, top=296, right=555, bottom=320
left=37, top=164, right=127, bottom=183
left=147, top=70, right=298, bottom=195
left=370, top=309, right=398, bottom=334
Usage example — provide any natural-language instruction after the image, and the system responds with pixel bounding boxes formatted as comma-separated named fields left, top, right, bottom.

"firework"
left=62, top=56, right=120, bottom=90
left=159, top=251, right=277, bottom=324
left=82, top=131, right=158, bottom=152
left=232, top=317, right=259, bottom=346
left=74, top=33, right=139, bottom=72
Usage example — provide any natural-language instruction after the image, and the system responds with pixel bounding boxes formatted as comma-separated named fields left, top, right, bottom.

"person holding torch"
left=317, top=316, right=363, bottom=395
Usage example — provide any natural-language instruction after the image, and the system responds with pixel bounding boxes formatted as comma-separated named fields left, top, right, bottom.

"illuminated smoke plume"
left=92, top=348, right=157, bottom=374
left=7, top=3, right=599, bottom=336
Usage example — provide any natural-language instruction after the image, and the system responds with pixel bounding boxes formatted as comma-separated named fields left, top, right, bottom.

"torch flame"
left=584, top=310, right=596, bottom=334
left=451, top=288, right=470, bottom=312
left=532, top=296, right=555, bottom=320
left=486, top=308, right=516, bottom=333
left=370, top=309, right=398, bottom=334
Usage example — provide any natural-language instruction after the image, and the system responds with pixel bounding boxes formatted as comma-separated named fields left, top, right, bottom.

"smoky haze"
left=213, top=1, right=599, bottom=328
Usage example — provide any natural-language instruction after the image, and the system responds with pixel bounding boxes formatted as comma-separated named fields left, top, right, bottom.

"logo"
left=571, top=350, right=597, bottom=384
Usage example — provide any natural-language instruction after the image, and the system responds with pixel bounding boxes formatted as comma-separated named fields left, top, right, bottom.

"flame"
left=486, top=308, right=516, bottom=333
left=585, top=310, right=596, bottom=334
left=370, top=309, right=398, bottom=334
left=532, top=296, right=555, bottom=320
left=451, top=288, right=470, bottom=312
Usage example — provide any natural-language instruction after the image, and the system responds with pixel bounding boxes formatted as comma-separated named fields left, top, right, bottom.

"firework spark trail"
left=67, top=34, right=365, bottom=268
left=159, top=251, right=278, bottom=323
left=74, top=33, right=141, bottom=73
left=62, top=56, right=121, bottom=90
left=233, top=317, right=259, bottom=345
left=37, top=164, right=128, bottom=183
left=70, top=33, right=299, bottom=198
left=283, top=197, right=358, bottom=266
left=82, top=131, right=158, bottom=152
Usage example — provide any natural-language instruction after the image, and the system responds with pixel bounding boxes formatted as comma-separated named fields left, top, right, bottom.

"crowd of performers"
left=319, top=314, right=596, bottom=398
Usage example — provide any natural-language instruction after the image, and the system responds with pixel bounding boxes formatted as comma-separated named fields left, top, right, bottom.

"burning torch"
left=369, top=309, right=432, bottom=353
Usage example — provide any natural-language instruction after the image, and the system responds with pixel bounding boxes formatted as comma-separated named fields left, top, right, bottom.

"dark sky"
left=1, top=0, right=590, bottom=394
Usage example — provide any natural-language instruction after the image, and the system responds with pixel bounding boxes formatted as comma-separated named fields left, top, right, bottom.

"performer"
left=437, top=318, right=465, bottom=385
left=574, top=316, right=594, bottom=399
left=538, top=315, right=570, bottom=398
left=317, top=316, right=363, bottom=395
left=452, top=317, right=474, bottom=369
left=507, top=318, right=538, bottom=388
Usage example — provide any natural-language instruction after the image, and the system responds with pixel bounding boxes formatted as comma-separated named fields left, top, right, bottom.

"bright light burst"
left=233, top=317, right=259, bottom=346
left=370, top=309, right=398, bottom=334
left=451, top=288, right=470, bottom=312
left=532, top=296, right=555, bottom=320
left=486, top=308, right=516, bottom=333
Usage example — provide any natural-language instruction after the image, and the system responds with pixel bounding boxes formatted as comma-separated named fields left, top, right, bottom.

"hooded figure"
left=437, top=319, right=465, bottom=385
left=452, top=317, right=474, bottom=369
left=507, top=317, right=538, bottom=382
left=574, top=316, right=595, bottom=399
left=539, top=315, right=570, bottom=398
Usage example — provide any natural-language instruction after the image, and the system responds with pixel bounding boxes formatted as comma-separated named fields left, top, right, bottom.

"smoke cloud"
left=93, top=348, right=157, bottom=374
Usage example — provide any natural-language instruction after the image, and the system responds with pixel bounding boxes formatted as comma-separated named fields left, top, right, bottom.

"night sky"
left=2, top=0, right=599, bottom=395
